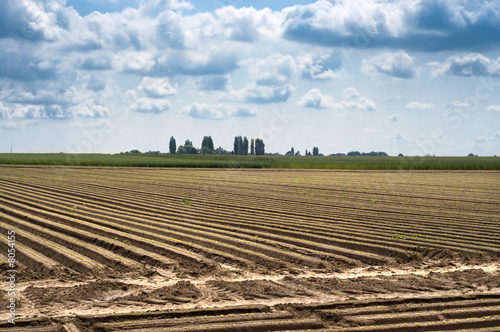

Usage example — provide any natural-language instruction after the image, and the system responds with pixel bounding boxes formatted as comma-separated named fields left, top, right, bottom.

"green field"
left=0, top=153, right=499, bottom=170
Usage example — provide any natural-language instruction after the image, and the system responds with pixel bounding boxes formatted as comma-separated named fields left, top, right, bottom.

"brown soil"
left=0, top=167, right=498, bottom=331
left=24, top=280, right=136, bottom=304
left=118, top=280, right=202, bottom=304
left=207, top=279, right=310, bottom=300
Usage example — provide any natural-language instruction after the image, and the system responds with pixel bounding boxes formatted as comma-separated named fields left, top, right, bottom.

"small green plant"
left=182, top=197, right=192, bottom=206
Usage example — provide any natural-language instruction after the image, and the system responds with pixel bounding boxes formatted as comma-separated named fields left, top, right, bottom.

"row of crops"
left=0, top=166, right=499, bottom=331
left=0, top=167, right=498, bottom=276
left=2, top=293, right=500, bottom=331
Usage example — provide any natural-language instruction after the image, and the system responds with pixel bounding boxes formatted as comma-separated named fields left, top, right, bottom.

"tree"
left=201, top=136, right=214, bottom=151
left=285, top=147, right=295, bottom=156
left=242, top=136, right=249, bottom=155
left=233, top=136, right=242, bottom=155
left=216, top=146, right=231, bottom=155
left=200, top=146, right=215, bottom=154
left=250, top=139, right=255, bottom=156
left=255, top=138, right=265, bottom=155
left=312, top=147, right=319, bottom=156
left=169, top=136, right=176, bottom=154
left=178, top=139, right=197, bottom=154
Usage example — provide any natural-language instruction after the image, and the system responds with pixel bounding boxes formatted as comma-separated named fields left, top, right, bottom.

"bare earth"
left=0, top=166, right=499, bottom=331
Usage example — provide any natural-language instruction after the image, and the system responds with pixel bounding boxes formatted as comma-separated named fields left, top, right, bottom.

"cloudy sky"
left=1, top=0, right=500, bottom=156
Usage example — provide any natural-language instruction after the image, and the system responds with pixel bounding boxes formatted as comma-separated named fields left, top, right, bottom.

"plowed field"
left=0, top=166, right=498, bottom=331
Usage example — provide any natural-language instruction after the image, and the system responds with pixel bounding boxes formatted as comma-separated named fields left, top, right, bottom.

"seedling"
left=182, top=197, right=192, bottom=206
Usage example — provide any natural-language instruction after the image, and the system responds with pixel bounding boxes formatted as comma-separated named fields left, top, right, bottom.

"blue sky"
left=1, top=0, right=500, bottom=156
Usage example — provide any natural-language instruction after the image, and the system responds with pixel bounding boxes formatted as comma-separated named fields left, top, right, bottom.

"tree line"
left=121, top=141, right=390, bottom=157
left=168, top=136, right=265, bottom=155
left=121, top=138, right=392, bottom=157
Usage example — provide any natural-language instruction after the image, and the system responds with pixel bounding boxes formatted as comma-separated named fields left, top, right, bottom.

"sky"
left=1, top=0, right=500, bottom=156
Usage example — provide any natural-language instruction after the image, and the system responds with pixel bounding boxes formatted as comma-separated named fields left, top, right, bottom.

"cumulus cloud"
left=299, top=87, right=377, bottom=111
left=156, top=51, right=238, bottom=76
left=405, top=102, right=434, bottom=111
left=182, top=103, right=226, bottom=119
left=237, top=83, right=294, bottom=104
left=116, top=51, right=156, bottom=75
left=0, top=103, right=74, bottom=120
left=342, top=96, right=377, bottom=112
left=432, top=53, right=500, bottom=77
left=342, top=87, right=360, bottom=99
left=362, top=51, right=416, bottom=79
left=298, top=52, right=343, bottom=80
left=486, top=105, right=500, bottom=112
left=0, top=0, right=69, bottom=41
left=130, top=97, right=171, bottom=113
left=247, top=54, right=296, bottom=86
left=182, top=103, right=257, bottom=119
left=71, top=103, right=110, bottom=118
left=298, top=88, right=334, bottom=109
left=388, top=114, right=398, bottom=121
left=138, top=77, right=177, bottom=97
left=282, top=0, right=500, bottom=52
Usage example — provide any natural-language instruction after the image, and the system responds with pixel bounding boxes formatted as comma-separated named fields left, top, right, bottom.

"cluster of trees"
left=233, top=136, right=265, bottom=155
left=346, top=151, right=388, bottom=156
left=286, top=147, right=321, bottom=156
left=168, top=136, right=265, bottom=155
left=122, top=141, right=391, bottom=157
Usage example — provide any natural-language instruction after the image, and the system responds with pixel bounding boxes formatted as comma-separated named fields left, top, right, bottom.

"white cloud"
left=362, top=51, right=416, bottom=79
left=236, top=83, right=294, bottom=104
left=298, top=52, right=344, bottom=80
left=341, top=96, right=377, bottom=112
left=299, top=88, right=377, bottom=111
left=182, top=102, right=226, bottom=119
left=486, top=105, right=500, bottom=112
left=130, top=97, right=171, bottom=113
left=138, top=77, right=177, bottom=98
left=342, top=87, right=360, bottom=99
left=388, top=114, right=398, bottom=121
left=71, top=103, right=110, bottom=118
left=116, top=51, right=156, bottom=74
left=282, top=0, right=500, bottom=52
left=405, top=102, right=434, bottom=111
left=432, top=53, right=500, bottom=77
left=246, top=53, right=296, bottom=86
left=298, top=88, right=334, bottom=109
left=182, top=103, right=257, bottom=119
left=450, top=101, right=470, bottom=108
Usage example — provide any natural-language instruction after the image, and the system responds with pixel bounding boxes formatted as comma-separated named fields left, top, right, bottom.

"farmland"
left=0, top=166, right=499, bottom=331
left=1, top=153, right=500, bottom=170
